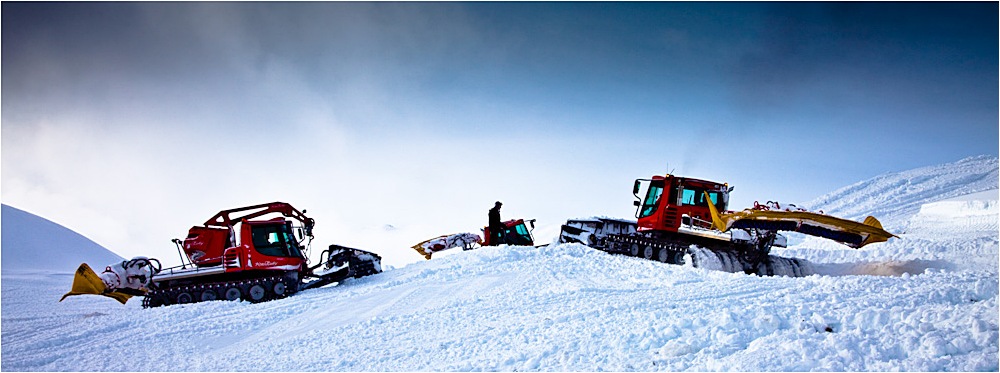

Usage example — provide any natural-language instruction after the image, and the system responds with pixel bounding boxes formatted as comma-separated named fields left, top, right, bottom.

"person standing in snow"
left=488, top=201, right=505, bottom=245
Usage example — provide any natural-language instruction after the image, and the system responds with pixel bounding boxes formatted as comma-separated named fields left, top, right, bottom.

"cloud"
left=2, top=2, right=996, bottom=270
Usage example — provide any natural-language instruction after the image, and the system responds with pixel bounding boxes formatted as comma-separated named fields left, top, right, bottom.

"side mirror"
left=633, top=200, right=641, bottom=207
left=633, top=180, right=641, bottom=195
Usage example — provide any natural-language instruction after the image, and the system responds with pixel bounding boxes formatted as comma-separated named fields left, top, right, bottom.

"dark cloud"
left=2, top=2, right=486, bottom=134
left=727, top=2, right=998, bottom=113
left=1, top=2, right=996, bottom=234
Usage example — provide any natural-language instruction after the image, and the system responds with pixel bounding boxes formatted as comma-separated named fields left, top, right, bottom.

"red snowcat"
left=61, top=202, right=382, bottom=307
left=559, top=174, right=897, bottom=276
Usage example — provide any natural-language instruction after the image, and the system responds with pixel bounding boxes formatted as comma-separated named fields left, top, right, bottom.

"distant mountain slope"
left=1, top=204, right=123, bottom=273
left=804, top=155, right=999, bottom=227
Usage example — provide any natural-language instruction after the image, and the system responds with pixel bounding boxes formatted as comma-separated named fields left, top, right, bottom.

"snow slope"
left=776, top=156, right=999, bottom=276
left=2, top=156, right=997, bottom=371
left=804, top=155, right=998, bottom=225
left=1, top=204, right=123, bottom=273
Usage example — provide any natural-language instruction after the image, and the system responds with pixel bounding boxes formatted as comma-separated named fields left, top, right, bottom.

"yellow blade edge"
left=859, top=216, right=899, bottom=247
left=704, top=191, right=730, bottom=232
left=863, top=216, right=884, bottom=230
left=411, top=235, right=449, bottom=260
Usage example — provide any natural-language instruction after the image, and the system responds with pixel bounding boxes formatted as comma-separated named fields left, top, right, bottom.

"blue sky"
left=3, top=2, right=997, bottom=266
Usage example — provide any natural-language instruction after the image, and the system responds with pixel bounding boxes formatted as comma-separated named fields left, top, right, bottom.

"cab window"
left=639, top=183, right=664, bottom=218
left=681, top=189, right=697, bottom=205
left=680, top=188, right=726, bottom=211
left=251, top=224, right=303, bottom=258
left=515, top=224, right=529, bottom=235
left=504, top=222, right=533, bottom=245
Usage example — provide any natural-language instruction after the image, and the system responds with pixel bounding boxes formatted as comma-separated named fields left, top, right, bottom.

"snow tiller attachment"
left=704, top=197, right=898, bottom=249
left=558, top=174, right=898, bottom=277
left=411, top=233, right=482, bottom=260
left=60, top=202, right=382, bottom=307
left=61, top=258, right=160, bottom=304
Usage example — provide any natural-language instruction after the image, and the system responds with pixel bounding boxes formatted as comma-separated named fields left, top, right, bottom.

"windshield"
left=251, top=224, right=304, bottom=258
left=499, top=222, right=534, bottom=245
left=638, top=181, right=664, bottom=218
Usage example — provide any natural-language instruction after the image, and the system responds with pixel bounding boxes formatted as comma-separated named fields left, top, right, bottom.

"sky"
left=2, top=2, right=997, bottom=268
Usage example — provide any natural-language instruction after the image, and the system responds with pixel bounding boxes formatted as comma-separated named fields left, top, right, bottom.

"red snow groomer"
left=559, top=173, right=898, bottom=276
left=61, top=202, right=382, bottom=307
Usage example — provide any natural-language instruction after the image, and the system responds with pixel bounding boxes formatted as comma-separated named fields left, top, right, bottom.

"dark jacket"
left=488, top=206, right=504, bottom=244
left=488, top=206, right=502, bottom=231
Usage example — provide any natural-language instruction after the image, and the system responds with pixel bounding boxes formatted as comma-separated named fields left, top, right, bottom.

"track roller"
left=642, top=246, right=655, bottom=260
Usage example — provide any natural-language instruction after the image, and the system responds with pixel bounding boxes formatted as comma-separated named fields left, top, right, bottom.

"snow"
left=1, top=204, right=124, bottom=273
left=2, top=156, right=998, bottom=371
left=804, top=155, right=999, bottom=224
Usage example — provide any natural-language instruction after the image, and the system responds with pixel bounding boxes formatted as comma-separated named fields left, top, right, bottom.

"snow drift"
left=1, top=156, right=997, bottom=371
left=804, top=155, right=998, bottom=224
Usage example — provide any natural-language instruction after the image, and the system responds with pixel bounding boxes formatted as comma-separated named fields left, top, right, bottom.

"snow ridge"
left=804, top=155, right=999, bottom=227
left=9, top=243, right=995, bottom=371
left=2, top=157, right=998, bottom=371
left=1, top=204, right=123, bottom=273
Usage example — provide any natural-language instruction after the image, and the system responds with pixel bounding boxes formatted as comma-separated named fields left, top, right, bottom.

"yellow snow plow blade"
left=411, top=236, right=443, bottom=260
left=59, top=263, right=133, bottom=304
left=411, top=232, right=482, bottom=260
left=706, top=192, right=898, bottom=248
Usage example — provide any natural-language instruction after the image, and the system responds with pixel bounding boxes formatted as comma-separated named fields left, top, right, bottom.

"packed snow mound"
left=5, top=243, right=997, bottom=371
left=907, top=191, right=998, bottom=232
left=1, top=204, right=123, bottom=273
left=804, top=155, right=998, bottom=227
left=778, top=187, right=998, bottom=274
left=2, top=157, right=998, bottom=371
left=912, top=190, right=999, bottom=219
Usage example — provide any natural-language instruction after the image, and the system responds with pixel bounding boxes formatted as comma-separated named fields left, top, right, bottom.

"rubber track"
left=603, top=234, right=688, bottom=265
left=605, top=234, right=688, bottom=253
left=602, top=233, right=810, bottom=277
left=142, top=275, right=298, bottom=308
